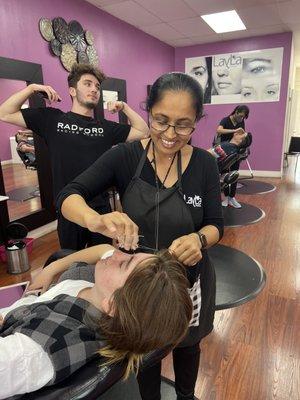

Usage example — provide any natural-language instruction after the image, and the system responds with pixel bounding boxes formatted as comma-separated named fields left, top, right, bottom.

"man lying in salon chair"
left=0, top=244, right=192, bottom=399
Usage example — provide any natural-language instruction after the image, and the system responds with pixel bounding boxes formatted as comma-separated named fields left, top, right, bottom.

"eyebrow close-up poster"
left=185, top=47, right=284, bottom=105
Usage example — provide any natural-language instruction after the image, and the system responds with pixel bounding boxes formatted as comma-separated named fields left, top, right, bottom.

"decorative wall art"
left=185, top=47, right=283, bottom=105
left=39, top=17, right=98, bottom=71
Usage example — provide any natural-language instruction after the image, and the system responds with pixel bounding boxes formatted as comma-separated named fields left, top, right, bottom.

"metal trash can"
left=6, top=240, right=30, bottom=274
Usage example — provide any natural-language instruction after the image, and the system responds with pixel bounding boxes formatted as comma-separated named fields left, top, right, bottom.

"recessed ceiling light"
left=201, top=10, right=246, bottom=33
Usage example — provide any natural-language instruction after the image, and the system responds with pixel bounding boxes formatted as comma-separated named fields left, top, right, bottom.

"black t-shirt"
left=57, top=141, right=224, bottom=237
left=219, top=116, right=245, bottom=142
left=21, top=107, right=131, bottom=206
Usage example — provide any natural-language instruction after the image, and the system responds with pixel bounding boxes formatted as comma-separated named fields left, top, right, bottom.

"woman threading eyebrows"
left=57, top=72, right=224, bottom=400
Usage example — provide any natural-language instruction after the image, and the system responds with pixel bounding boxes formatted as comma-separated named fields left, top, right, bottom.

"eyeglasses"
left=150, top=115, right=195, bottom=137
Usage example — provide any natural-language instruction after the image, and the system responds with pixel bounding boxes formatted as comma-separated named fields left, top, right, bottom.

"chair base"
left=222, top=202, right=265, bottom=227
left=236, top=180, right=276, bottom=195
left=99, top=375, right=199, bottom=399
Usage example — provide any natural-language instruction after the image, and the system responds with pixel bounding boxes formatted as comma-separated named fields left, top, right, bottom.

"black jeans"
left=137, top=343, right=201, bottom=400
left=223, top=160, right=240, bottom=197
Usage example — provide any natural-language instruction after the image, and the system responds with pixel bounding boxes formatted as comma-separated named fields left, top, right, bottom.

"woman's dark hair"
left=146, top=72, right=204, bottom=121
left=230, top=105, right=250, bottom=119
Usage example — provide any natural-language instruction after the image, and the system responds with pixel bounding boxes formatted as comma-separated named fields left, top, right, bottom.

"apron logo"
left=183, top=195, right=202, bottom=207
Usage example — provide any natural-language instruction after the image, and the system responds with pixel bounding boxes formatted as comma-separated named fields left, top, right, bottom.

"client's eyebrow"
left=124, top=256, right=134, bottom=270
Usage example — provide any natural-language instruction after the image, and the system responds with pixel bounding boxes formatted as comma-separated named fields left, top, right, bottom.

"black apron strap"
left=133, top=140, right=152, bottom=179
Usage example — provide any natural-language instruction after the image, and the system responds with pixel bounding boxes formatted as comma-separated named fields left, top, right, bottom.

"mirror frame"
left=0, top=56, right=56, bottom=243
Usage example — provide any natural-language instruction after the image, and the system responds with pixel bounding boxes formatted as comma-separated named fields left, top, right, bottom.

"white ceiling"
left=85, top=0, right=300, bottom=65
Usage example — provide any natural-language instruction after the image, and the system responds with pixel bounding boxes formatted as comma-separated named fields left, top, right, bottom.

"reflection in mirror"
left=0, top=79, right=41, bottom=221
left=102, top=89, right=120, bottom=123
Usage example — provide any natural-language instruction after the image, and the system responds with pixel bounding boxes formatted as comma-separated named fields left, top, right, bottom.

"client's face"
left=95, top=250, right=153, bottom=298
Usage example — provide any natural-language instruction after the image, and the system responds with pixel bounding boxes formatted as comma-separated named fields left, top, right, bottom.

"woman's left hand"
left=169, top=233, right=202, bottom=266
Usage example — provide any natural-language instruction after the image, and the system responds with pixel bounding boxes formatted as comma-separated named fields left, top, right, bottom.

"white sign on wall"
left=185, top=47, right=284, bottom=105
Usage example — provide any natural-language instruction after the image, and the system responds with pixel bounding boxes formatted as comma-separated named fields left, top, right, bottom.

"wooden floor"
left=0, top=160, right=299, bottom=400
left=2, top=163, right=41, bottom=221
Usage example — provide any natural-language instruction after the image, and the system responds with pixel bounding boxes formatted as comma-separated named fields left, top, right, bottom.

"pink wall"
left=0, top=80, right=27, bottom=160
left=0, top=0, right=173, bottom=124
left=175, top=32, right=292, bottom=172
left=0, top=0, right=292, bottom=172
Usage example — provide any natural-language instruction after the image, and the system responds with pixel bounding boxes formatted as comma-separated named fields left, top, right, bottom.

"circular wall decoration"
left=39, top=17, right=99, bottom=71
left=87, top=45, right=99, bottom=67
left=60, top=43, right=77, bottom=71
left=69, top=20, right=87, bottom=52
left=39, top=18, right=54, bottom=42
left=50, top=38, right=62, bottom=56
left=77, top=51, right=89, bottom=64
left=53, top=17, right=70, bottom=44
left=85, top=30, right=94, bottom=45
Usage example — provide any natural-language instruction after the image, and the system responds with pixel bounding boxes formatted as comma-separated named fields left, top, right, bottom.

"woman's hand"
left=169, top=233, right=202, bottom=266
left=85, top=211, right=139, bottom=250
left=27, top=264, right=58, bottom=294
left=0, top=315, right=3, bottom=326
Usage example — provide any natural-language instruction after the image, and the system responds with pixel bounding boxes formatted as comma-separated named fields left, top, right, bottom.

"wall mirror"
left=0, top=56, right=56, bottom=243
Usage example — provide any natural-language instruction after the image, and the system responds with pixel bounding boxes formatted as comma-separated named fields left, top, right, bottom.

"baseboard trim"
left=1, top=159, right=13, bottom=165
left=28, top=220, right=57, bottom=239
left=239, top=170, right=282, bottom=178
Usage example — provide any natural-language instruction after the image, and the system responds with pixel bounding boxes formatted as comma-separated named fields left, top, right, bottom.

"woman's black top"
left=219, top=116, right=245, bottom=142
left=57, top=141, right=223, bottom=238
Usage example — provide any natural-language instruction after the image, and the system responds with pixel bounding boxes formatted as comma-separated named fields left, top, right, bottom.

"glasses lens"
left=175, top=126, right=194, bottom=136
left=151, top=120, right=168, bottom=132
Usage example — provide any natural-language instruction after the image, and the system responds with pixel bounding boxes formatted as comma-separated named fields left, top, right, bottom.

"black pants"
left=137, top=343, right=201, bottom=400
left=223, top=160, right=240, bottom=197
left=57, top=201, right=112, bottom=250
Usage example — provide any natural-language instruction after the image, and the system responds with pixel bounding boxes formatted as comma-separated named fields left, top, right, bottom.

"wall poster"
left=185, top=47, right=283, bottom=105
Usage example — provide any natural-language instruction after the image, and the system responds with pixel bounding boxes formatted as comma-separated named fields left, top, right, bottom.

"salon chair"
left=7, top=251, right=172, bottom=400
left=217, top=132, right=253, bottom=183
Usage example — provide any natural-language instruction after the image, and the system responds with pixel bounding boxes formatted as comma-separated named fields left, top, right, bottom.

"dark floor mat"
left=6, top=186, right=40, bottom=202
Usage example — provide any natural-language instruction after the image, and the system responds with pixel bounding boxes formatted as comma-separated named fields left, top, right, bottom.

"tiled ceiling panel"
left=134, top=0, right=196, bottom=21
left=184, top=0, right=236, bottom=15
left=168, top=17, right=214, bottom=37
left=101, top=1, right=161, bottom=27
left=142, top=23, right=184, bottom=41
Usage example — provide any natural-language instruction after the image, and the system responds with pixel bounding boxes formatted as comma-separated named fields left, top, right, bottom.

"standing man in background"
left=0, top=63, right=149, bottom=249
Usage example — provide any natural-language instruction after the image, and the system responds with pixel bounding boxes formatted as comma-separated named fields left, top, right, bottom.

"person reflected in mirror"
left=0, top=63, right=149, bottom=250
left=216, top=105, right=250, bottom=208
left=0, top=244, right=192, bottom=399
left=15, top=129, right=36, bottom=167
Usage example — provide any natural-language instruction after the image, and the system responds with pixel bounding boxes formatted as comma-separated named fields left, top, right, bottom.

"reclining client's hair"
left=98, top=250, right=193, bottom=378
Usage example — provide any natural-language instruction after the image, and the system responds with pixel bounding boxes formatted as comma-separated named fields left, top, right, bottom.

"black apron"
left=122, top=141, right=216, bottom=346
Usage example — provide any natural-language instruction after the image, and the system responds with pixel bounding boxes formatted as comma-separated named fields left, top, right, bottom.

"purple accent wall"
left=175, top=33, right=292, bottom=172
left=0, top=1, right=292, bottom=172
left=0, top=80, right=27, bottom=161
left=0, top=0, right=174, bottom=130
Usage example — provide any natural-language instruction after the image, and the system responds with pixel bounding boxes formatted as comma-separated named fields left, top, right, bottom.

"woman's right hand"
left=85, top=211, right=139, bottom=250
left=27, top=264, right=58, bottom=294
